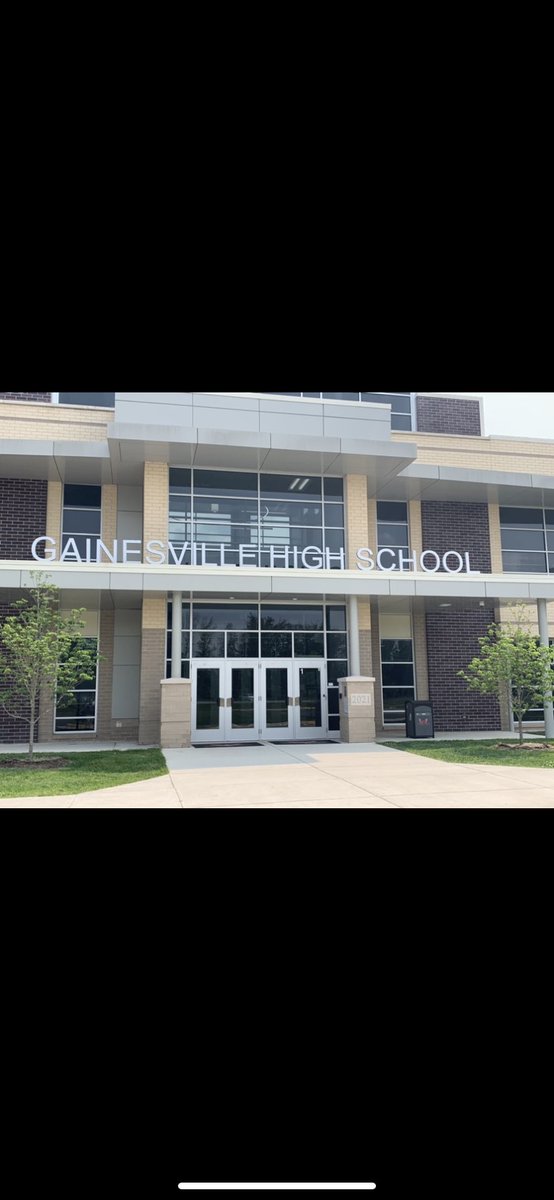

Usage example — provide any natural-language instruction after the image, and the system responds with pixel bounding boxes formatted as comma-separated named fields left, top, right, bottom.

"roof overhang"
left=2, top=562, right=554, bottom=605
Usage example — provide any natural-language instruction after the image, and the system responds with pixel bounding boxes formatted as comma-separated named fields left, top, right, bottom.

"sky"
left=459, top=393, right=554, bottom=438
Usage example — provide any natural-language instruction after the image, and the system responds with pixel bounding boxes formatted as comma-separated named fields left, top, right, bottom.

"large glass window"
left=380, top=609, right=415, bottom=726
left=54, top=637, right=98, bottom=733
left=256, top=392, right=414, bottom=432
left=168, top=470, right=345, bottom=570
left=377, top=501, right=410, bottom=570
left=62, top=485, right=102, bottom=560
left=166, top=602, right=348, bottom=730
left=500, top=507, right=550, bottom=573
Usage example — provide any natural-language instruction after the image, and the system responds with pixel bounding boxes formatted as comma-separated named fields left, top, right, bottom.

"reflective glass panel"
left=196, top=669, right=221, bottom=730
left=266, top=669, right=289, bottom=729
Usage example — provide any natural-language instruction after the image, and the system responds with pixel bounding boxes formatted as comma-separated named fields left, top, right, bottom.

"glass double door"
left=192, top=660, right=327, bottom=743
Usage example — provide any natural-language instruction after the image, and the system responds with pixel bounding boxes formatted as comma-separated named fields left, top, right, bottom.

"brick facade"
left=0, top=392, right=51, bottom=402
left=421, top=501, right=492, bottom=574
left=0, top=602, right=33, bottom=742
left=426, top=608, right=501, bottom=731
left=0, top=478, right=48, bottom=560
left=416, top=395, right=482, bottom=436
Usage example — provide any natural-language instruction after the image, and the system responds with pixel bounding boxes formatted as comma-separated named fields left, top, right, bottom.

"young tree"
left=458, top=605, right=554, bottom=744
left=0, top=572, right=98, bottom=760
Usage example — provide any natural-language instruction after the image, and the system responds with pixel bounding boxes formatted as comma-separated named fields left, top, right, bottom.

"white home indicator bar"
left=178, top=1187, right=376, bottom=1192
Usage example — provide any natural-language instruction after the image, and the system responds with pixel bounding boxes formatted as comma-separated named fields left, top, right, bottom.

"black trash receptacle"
left=405, top=700, right=435, bottom=739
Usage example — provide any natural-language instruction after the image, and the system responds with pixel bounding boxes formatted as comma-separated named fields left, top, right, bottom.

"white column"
left=537, top=598, right=554, bottom=738
left=349, top=594, right=361, bottom=677
left=171, top=592, right=183, bottom=679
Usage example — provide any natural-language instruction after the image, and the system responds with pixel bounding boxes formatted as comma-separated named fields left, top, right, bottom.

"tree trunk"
left=29, top=695, right=35, bottom=760
left=516, top=689, right=524, bottom=744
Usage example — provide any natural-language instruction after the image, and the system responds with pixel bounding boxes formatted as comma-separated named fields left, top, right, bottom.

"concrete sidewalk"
left=4, top=741, right=554, bottom=807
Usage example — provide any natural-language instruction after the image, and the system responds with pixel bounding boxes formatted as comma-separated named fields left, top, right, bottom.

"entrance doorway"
left=191, top=660, right=328, bottom=744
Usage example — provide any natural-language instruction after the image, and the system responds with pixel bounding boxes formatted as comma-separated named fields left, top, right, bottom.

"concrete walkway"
left=4, top=741, right=554, bottom=807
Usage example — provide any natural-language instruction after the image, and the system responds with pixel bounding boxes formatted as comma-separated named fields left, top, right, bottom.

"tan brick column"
left=410, top=501, right=423, bottom=558
left=413, top=608, right=430, bottom=701
left=45, top=482, right=63, bottom=553
left=489, top=503, right=503, bottom=573
left=345, top=476, right=372, bottom=675
left=144, top=462, right=169, bottom=551
left=160, top=679, right=191, bottom=748
left=345, top=475, right=369, bottom=569
left=139, top=598, right=167, bottom=745
left=100, top=485, right=118, bottom=561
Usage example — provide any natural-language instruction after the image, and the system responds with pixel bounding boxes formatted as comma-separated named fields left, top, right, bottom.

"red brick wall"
left=421, top=501, right=492, bottom=574
left=426, top=608, right=501, bottom=731
left=417, top=395, right=482, bottom=436
left=0, top=392, right=52, bottom=402
left=0, top=479, right=48, bottom=561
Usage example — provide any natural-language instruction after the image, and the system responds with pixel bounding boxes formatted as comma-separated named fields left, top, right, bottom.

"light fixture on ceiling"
left=289, top=478, right=301, bottom=491
left=440, top=603, right=452, bottom=608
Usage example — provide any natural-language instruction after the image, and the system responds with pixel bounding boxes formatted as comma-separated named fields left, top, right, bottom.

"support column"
left=171, top=592, right=183, bottom=679
left=349, top=595, right=361, bottom=677
left=538, top=598, right=554, bottom=738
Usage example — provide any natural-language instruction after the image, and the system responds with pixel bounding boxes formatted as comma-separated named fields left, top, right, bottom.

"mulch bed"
left=496, top=743, right=554, bottom=752
left=0, top=758, right=70, bottom=771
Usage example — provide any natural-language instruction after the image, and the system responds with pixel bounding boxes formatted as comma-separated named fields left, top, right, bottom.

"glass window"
left=324, top=503, right=345, bottom=528
left=382, top=663, right=415, bottom=687
left=327, top=632, right=348, bottom=659
left=324, top=478, right=344, bottom=499
left=381, top=639, right=414, bottom=663
left=257, top=394, right=413, bottom=432
left=54, top=637, right=98, bottom=733
left=261, top=606, right=324, bottom=631
left=58, top=393, right=115, bottom=408
left=169, top=468, right=192, bottom=492
left=192, top=632, right=225, bottom=658
left=502, top=551, right=547, bottom=573
left=377, top=501, right=409, bottom=523
left=381, top=633, right=414, bottom=725
left=294, top=633, right=325, bottom=657
left=194, top=470, right=258, bottom=497
left=64, top=485, right=102, bottom=509
left=227, top=633, right=259, bottom=658
left=500, top=507, right=544, bottom=527
left=167, top=469, right=345, bottom=572
left=326, top=606, right=347, bottom=632
left=62, top=485, right=102, bottom=561
left=261, top=632, right=293, bottom=658
left=327, top=661, right=348, bottom=687
left=193, top=604, right=258, bottom=630
left=261, top=474, right=322, bottom=500
left=502, top=529, right=546, bottom=552
left=382, top=688, right=416, bottom=722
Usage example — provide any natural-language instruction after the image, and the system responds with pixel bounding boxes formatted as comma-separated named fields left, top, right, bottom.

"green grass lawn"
left=382, top=739, right=554, bottom=768
left=0, top=749, right=168, bottom=798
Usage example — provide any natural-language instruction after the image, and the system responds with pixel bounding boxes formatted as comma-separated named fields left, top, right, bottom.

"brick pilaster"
left=345, top=475, right=369, bottom=569
left=139, top=598, right=167, bottom=745
left=143, top=462, right=169, bottom=551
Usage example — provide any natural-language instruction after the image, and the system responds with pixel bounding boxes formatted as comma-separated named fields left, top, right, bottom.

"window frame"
left=53, top=636, right=99, bottom=735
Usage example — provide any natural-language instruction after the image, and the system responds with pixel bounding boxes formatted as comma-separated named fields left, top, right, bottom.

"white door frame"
left=260, top=660, right=294, bottom=741
left=191, top=660, right=226, bottom=743
left=224, top=660, right=260, bottom=742
left=292, top=660, right=327, bottom=740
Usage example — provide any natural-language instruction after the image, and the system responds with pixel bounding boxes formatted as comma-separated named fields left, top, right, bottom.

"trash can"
left=405, top=700, right=435, bottom=739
